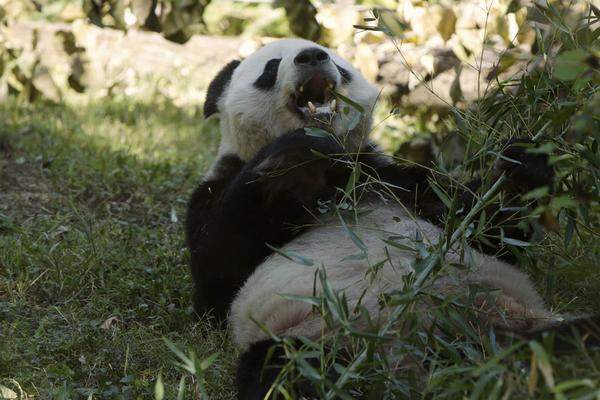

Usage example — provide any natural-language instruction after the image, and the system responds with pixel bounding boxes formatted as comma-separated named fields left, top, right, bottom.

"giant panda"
left=186, top=39, right=599, bottom=399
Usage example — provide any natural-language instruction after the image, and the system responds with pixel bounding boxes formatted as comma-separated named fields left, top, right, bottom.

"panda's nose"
left=294, top=48, right=330, bottom=66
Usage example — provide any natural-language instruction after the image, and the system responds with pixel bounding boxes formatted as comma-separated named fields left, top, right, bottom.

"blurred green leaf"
left=378, top=10, right=409, bottom=36
left=522, top=186, right=549, bottom=201
left=437, top=8, right=457, bottom=42
left=199, top=352, right=218, bottom=370
left=304, top=127, right=331, bottom=138
left=154, top=374, right=164, bottom=400
left=501, top=237, right=532, bottom=247
left=554, top=49, right=588, bottom=81
left=550, top=195, right=576, bottom=209
left=278, top=0, right=321, bottom=41
left=528, top=341, right=555, bottom=390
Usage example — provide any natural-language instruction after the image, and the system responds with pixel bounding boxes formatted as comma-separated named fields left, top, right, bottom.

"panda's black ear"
left=204, top=59, right=241, bottom=118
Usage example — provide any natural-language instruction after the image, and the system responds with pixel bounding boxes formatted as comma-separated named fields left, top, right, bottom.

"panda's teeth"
left=330, top=99, right=337, bottom=112
left=307, top=101, right=316, bottom=113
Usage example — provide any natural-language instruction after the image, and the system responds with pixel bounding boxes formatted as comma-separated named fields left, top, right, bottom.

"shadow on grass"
left=0, top=98, right=236, bottom=399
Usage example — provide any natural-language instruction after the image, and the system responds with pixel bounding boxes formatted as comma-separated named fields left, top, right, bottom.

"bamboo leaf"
left=266, top=243, right=315, bottom=266
left=304, top=127, right=331, bottom=138
left=154, top=374, right=164, bottom=400
left=554, top=49, right=588, bottom=81
left=529, top=341, right=555, bottom=389
left=501, top=237, right=532, bottom=247
left=337, top=210, right=367, bottom=254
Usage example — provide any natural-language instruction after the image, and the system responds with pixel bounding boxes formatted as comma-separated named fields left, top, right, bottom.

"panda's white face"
left=210, top=39, right=379, bottom=165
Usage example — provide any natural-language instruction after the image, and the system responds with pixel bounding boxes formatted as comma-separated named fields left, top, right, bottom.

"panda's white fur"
left=205, top=39, right=559, bottom=352
left=230, top=202, right=555, bottom=350
left=207, top=38, right=379, bottom=179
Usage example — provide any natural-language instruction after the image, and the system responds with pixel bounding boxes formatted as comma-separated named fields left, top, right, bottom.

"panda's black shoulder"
left=185, top=154, right=245, bottom=244
left=188, top=154, right=244, bottom=206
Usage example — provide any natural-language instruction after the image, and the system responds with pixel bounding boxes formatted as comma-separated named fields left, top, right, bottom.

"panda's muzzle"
left=292, top=72, right=338, bottom=118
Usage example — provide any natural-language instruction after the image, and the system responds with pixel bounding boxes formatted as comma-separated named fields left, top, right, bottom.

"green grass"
left=0, top=3, right=599, bottom=394
left=0, top=99, right=236, bottom=399
left=0, top=93, right=598, bottom=399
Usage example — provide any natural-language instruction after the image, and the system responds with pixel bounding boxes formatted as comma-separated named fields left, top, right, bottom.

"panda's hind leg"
left=522, top=315, right=600, bottom=354
left=235, top=337, right=343, bottom=400
left=235, top=339, right=285, bottom=400
left=235, top=338, right=321, bottom=400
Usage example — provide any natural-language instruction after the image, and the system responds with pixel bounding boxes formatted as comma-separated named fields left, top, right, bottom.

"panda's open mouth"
left=293, top=73, right=337, bottom=117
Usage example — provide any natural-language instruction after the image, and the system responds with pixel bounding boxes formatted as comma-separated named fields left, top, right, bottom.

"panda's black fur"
left=203, top=60, right=241, bottom=118
left=186, top=39, right=600, bottom=399
left=186, top=130, right=348, bottom=320
left=254, top=58, right=283, bottom=90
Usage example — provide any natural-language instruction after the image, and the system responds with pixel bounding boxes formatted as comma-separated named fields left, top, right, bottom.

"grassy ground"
left=0, top=97, right=599, bottom=399
left=0, top=99, right=236, bottom=399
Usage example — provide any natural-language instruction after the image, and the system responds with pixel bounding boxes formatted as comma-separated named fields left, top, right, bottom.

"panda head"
left=204, top=39, right=379, bottom=167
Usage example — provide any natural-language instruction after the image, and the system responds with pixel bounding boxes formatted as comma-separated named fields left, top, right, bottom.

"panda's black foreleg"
left=186, top=154, right=247, bottom=321
left=359, top=139, right=554, bottom=261
left=188, top=175, right=304, bottom=322
left=459, top=139, right=555, bottom=259
left=187, top=130, right=348, bottom=321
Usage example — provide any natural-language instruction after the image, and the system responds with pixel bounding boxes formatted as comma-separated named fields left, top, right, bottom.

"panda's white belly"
left=229, top=202, right=555, bottom=350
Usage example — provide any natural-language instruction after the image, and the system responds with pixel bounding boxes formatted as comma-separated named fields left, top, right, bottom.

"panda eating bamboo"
left=185, top=39, right=599, bottom=399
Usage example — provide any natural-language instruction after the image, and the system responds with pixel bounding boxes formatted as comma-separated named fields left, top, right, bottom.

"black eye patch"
left=253, top=58, right=282, bottom=90
left=335, top=63, right=353, bottom=84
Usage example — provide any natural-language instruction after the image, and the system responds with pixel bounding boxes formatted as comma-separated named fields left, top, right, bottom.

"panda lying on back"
left=186, top=39, right=599, bottom=399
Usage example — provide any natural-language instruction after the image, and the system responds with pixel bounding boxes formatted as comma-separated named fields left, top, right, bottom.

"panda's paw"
left=254, top=154, right=343, bottom=207
left=249, top=130, right=348, bottom=206
left=494, top=138, right=554, bottom=193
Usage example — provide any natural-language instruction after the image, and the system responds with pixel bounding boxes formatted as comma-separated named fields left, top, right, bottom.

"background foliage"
left=0, top=0, right=599, bottom=399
